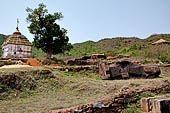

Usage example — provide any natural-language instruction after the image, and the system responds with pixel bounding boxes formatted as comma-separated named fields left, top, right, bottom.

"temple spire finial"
left=16, top=18, right=19, bottom=32
left=17, top=18, right=19, bottom=28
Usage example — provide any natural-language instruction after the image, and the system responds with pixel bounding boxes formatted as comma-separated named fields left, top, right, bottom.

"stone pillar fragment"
left=99, top=62, right=110, bottom=80
left=140, top=98, right=152, bottom=112
left=152, top=99, right=170, bottom=113
left=141, top=98, right=170, bottom=113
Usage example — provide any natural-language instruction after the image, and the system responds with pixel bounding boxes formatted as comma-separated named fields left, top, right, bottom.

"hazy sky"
left=0, top=0, right=170, bottom=43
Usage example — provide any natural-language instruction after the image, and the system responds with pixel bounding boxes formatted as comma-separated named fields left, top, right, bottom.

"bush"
left=158, top=55, right=170, bottom=63
left=134, top=44, right=170, bottom=63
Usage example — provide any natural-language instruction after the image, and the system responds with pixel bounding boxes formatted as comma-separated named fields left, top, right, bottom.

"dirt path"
left=0, top=65, right=31, bottom=69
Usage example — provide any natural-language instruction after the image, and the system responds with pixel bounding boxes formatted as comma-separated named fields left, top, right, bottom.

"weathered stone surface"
left=66, top=59, right=97, bottom=66
left=140, top=98, right=152, bottom=112
left=58, top=66, right=98, bottom=72
left=99, top=60, right=161, bottom=79
left=152, top=99, right=170, bottom=113
left=91, top=54, right=106, bottom=59
left=99, top=62, right=110, bottom=80
left=140, top=97, right=170, bottom=113
left=80, top=55, right=91, bottom=60
left=144, top=66, right=161, bottom=78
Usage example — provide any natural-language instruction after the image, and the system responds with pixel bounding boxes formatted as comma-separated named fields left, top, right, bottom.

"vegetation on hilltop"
left=146, top=34, right=170, bottom=43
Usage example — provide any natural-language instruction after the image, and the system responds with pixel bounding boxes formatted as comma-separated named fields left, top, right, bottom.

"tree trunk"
left=46, top=51, right=52, bottom=59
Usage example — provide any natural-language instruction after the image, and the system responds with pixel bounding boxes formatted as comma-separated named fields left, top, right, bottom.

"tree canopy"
left=26, top=3, right=72, bottom=59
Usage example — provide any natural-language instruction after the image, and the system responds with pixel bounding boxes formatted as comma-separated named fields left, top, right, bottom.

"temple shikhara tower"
left=2, top=19, right=32, bottom=58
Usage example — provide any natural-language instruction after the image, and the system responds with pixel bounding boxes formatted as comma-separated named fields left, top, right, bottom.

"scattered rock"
left=93, top=102, right=103, bottom=109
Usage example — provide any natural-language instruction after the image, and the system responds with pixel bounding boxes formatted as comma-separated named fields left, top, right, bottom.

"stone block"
left=141, top=97, right=170, bottom=113
left=152, top=99, right=170, bottom=113
left=99, top=62, right=110, bottom=80
left=140, top=98, right=152, bottom=112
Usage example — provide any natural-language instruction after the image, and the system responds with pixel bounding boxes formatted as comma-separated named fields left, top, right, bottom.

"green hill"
left=64, top=34, right=170, bottom=63
left=66, top=34, right=170, bottom=55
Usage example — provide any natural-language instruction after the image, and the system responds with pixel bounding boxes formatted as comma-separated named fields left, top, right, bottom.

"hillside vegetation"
left=0, top=33, right=170, bottom=63
left=61, top=34, right=170, bottom=63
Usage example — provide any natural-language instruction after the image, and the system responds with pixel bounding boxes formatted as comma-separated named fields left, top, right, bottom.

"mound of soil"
left=25, top=58, right=41, bottom=66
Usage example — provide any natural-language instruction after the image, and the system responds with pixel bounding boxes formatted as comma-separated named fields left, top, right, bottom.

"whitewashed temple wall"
left=2, top=44, right=32, bottom=58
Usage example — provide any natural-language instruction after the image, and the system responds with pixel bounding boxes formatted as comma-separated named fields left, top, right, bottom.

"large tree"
left=26, top=3, right=72, bottom=59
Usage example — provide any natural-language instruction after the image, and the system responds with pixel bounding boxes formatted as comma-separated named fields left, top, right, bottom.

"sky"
left=0, top=0, right=170, bottom=43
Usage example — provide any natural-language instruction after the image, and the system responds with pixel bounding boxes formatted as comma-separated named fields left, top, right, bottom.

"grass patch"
left=0, top=66, right=169, bottom=113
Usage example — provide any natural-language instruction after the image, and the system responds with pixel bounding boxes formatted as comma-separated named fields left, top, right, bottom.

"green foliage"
left=31, top=46, right=46, bottom=58
left=0, top=34, right=8, bottom=56
left=66, top=41, right=98, bottom=56
left=134, top=44, right=170, bottom=63
left=26, top=3, right=72, bottom=59
left=135, top=94, right=141, bottom=100
left=140, top=91, right=156, bottom=97
left=64, top=71, right=77, bottom=76
left=105, top=50, right=118, bottom=54
left=124, top=103, right=141, bottom=113
left=118, top=44, right=144, bottom=54
left=158, top=55, right=170, bottom=63
left=146, top=34, right=170, bottom=43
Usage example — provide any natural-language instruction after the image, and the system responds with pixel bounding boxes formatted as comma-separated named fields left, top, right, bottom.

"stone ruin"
left=141, top=97, right=170, bottom=113
left=99, top=60, right=161, bottom=79
left=65, top=54, right=130, bottom=66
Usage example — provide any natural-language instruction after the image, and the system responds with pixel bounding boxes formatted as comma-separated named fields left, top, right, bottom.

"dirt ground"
left=0, top=65, right=31, bottom=69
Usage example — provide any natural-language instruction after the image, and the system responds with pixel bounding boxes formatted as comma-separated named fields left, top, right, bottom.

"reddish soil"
left=25, top=58, right=41, bottom=66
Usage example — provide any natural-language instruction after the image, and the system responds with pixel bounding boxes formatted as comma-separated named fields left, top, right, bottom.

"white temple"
left=2, top=27, right=32, bottom=58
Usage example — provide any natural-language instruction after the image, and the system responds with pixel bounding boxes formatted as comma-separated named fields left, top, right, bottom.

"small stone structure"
left=99, top=60, right=161, bottom=79
left=141, top=97, right=170, bottom=113
left=2, top=27, right=32, bottom=58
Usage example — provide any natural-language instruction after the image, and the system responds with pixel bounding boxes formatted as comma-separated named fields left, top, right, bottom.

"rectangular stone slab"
left=152, top=99, right=170, bottom=113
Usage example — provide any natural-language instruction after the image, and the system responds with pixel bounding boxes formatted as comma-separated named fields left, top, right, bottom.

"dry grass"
left=0, top=66, right=169, bottom=113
